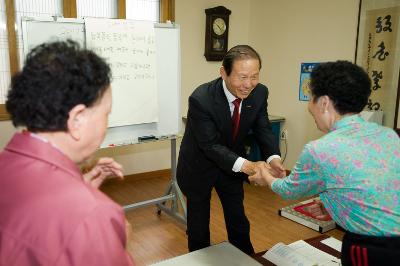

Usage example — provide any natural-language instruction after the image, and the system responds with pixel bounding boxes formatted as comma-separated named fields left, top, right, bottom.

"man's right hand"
left=240, top=160, right=269, bottom=176
left=248, top=163, right=277, bottom=187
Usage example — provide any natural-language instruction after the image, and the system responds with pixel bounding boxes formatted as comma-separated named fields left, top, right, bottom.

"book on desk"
left=278, top=198, right=336, bottom=233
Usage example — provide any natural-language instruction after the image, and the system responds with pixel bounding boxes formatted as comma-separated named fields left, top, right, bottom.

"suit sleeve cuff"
left=232, top=157, right=245, bottom=172
left=266, top=155, right=281, bottom=164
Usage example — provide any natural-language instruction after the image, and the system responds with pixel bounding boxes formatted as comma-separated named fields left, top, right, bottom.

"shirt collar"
left=222, top=79, right=237, bottom=103
left=330, top=114, right=364, bottom=132
left=6, top=132, right=82, bottom=179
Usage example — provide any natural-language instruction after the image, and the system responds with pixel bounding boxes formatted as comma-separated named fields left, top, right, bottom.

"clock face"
left=212, top=17, right=226, bottom=36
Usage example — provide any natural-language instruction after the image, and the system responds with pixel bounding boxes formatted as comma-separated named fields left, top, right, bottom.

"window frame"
left=0, top=0, right=174, bottom=121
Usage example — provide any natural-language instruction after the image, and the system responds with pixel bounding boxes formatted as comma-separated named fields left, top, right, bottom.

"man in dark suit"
left=177, top=45, right=285, bottom=254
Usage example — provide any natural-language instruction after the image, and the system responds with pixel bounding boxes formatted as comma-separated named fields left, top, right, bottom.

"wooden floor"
left=101, top=174, right=344, bottom=266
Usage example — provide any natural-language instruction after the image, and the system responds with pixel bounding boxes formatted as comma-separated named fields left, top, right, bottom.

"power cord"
left=280, top=137, right=288, bottom=163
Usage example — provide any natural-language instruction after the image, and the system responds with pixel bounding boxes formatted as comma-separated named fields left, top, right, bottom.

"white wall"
left=175, top=0, right=359, bottom=169
left=176, top=0, right=251, bottom=115
left=248, top=0, right=359, bottom=168
left=0, top=121, right=16, bottom=148
left=0, top=0, right=360, bottom=174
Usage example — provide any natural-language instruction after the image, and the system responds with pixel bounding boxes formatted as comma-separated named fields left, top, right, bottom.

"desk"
left=151, top=235, right=340, bottom=266
left=151, top=242, right=262, bottom=266
left=252, top=235, right=341, bottom=265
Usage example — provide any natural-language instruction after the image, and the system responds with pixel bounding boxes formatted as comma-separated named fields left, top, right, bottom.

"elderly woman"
left=250, top=61, right=400, bottom=265
left=0, top=41, right=134, bottom=265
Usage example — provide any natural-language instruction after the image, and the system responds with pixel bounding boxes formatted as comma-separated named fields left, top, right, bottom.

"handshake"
left=241, top=158, right=286, bottom=188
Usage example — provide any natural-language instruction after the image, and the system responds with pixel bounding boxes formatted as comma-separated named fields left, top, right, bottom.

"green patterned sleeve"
left=271, top=143, right=327, bottom=200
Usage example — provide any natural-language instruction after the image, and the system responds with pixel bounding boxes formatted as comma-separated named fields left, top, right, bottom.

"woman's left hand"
left=83, top=157, right=123, bottom=188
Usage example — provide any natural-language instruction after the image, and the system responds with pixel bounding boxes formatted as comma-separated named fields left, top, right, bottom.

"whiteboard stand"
left=21, top=16, right=185, bottom=225
left=122, top=138, right=187, bottom=226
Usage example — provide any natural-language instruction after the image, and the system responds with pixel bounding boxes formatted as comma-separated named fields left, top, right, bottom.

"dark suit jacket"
left=177, top=77, right=280, bottom=200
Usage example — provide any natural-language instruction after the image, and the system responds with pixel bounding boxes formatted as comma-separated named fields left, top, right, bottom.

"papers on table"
left=263, top=242, right=315, bottom=266
left=263, top=239, right=342, bottom=266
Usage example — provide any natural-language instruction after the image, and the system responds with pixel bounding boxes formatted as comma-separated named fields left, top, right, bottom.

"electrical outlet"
left=280, top=129, right=288, bottom=140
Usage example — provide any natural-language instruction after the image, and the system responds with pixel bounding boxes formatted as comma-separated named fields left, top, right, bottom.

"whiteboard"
left=21, top=17, right=85, bottom=53
left=85, top=18, right=158, bottom=127
left=21, top=17, right=181, bottom=147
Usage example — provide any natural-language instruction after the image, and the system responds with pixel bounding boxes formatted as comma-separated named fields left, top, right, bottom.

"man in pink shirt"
left=0, top=40, right=134, bottom=266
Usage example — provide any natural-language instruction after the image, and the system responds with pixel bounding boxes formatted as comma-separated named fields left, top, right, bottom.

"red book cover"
left=278, top=198, right=336, bottom=233
left=293, top=201, right=332, bottom=221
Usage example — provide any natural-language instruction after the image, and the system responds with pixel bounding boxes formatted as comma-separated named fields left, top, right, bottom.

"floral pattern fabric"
left=272, top=115, right=400, bottom=236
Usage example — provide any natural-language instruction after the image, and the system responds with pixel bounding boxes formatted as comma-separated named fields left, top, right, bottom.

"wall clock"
left=204, top=6, right=231, bottom=61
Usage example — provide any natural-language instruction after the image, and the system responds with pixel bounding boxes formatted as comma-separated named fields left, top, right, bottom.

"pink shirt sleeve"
left=54, top=203, right=134, bottom=266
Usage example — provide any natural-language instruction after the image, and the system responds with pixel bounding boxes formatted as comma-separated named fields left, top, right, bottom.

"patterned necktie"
left=232, top=98, right=242, bottom=140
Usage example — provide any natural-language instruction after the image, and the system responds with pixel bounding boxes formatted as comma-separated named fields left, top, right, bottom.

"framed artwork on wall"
left=298, top=62, right=320, bottom=102
left=355, top=0, right=400, bottom=129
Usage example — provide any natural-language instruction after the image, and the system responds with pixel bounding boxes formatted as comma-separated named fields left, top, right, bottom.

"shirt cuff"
left=266, top=155, right=281, bottom=164
left=232, top=157, right=245, bottom=172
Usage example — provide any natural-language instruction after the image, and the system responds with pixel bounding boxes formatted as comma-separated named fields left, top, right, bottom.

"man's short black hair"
left=222, top=45, right=261, bottom=76
left=6, top=40, right=111, bottom=132
left=310, top=60, right=371, bottom=115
